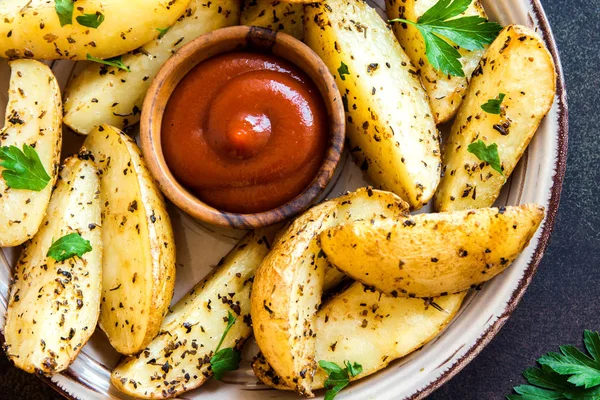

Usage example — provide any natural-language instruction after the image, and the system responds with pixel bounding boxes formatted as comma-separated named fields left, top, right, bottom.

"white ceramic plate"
left=0, top=0, right=568, bottom=399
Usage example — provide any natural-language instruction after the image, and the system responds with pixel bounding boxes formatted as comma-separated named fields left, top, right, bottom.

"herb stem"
left=388, top=18, right=417, bottom=27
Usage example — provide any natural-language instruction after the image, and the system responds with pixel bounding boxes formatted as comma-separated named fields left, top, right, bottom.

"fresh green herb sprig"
left=86, top=54, right=131, bottom=72
left=55, top=0, right=104, bottom=29
left=76, top=12, right=105, bottom=29
left=508, top=330, right=600, bottom=399
left=337, top=61, right=350, bottom=81
left=389, top=0, right=502, bottom=77
left=481, top=93, right=506, bottom=114
left=47, top=233, right=93, bottom=262
left=467, top=139, right=503, bottom=175
left=319, top=360, right=363, bottom=400
left=55, top=0, right=74, bottom=27
left=156, top=27, right=170, bottom=39
left=210, top=311, right=242, bottom=380
left=0, top=144, right=51, bottom=191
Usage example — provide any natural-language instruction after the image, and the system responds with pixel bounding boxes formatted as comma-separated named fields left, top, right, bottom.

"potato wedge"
left=111, top=230, right=273, bottom=399
left=434, top=25, right=556, bottom=212
left=0, top=60, right=61, bottom=247
left=320, top=205, right=545, bottom=298
left=83, top=125, right=175, bottom=355
left=0, top=0, right=191, bottom=60
left=63, top=0, right=240, bottom=135
left=386, top=0, right=490, bottom=124
left=304, top=0, right=441, bottom=210
left=251, top=188, right=409, bottom=395
left=253, top=283, right=466, bottom=390
left=241, top=0, right=304, bottom=40
left=4, top=154, right=102, bottom=375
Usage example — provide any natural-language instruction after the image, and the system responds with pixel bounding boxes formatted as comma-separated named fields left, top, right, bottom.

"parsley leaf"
left=55, top=0, right=74, bottom=27
left=156, top=27, right=170, bottom=39
left=76, top=12, right=105, bottom=29
left=210, top=311, right=241, bottom=380
left=467, top=139, right=503, bottom=175
left=337, top=62, right=350, bottom=81
left=481, top=93, right=506, bottom=114
left=86, top=54, right=131, bottom=72
left=47, top=233, right=93, bottom=262
left=319, top=360, right=363, bottom=400
left=0, top=144, right=51, bottom=191
left=508, top=331, right=600, bottom=399
left=389, top=0, right=502, bottom=76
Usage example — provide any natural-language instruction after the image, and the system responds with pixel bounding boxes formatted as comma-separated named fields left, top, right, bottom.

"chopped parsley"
left=0, top=144, right=51, bottom=191
left=467, top=139, right=503, bottom=175
left=319, top=360, right=363, bottom=400
left=47, top=233, right=93, bottom=262
left=481, top=93, right=506, bottom=114
left=210, top=311, right=241, bottom=380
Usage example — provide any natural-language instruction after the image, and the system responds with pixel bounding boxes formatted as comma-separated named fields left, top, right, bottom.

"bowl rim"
left=140, top=25, right=345, bottom=229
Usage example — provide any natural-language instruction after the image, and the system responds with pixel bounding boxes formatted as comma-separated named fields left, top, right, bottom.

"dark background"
left=1, top=0, right=599, bottom=399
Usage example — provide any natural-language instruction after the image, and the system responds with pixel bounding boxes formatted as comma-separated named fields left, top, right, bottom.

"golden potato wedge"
left=4, top=154, right=102, bottom=375
left=253, top=283, right=466, bottom=390
left=434, top=25, right=556, bottom=212
left=83, top=125, right=175, bottom=355
left=304, top=0, right=441, bottom=210
left=0, top=60, right=61, bottom=247
left=241, top=0, right=304, bottom=40
left=251, top=188, right=409, bottom=395
left=320, top=205, right=545, bottom=298
left=386, top=0, right=490, bottom=123
left=0, top=0, right=191, bottom=60
left=112, top=230, right=273, bottom=399
left=63, top=0, right=240, bottom=134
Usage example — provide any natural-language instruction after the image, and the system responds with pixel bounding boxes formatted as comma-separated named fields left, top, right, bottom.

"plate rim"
left=22, top=0, right=569, bottom=398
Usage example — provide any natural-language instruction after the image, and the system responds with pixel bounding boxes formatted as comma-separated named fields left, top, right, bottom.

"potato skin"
left=434, top=25, right=556, bottom=212
left=320, top=204, right=545, bottom=298
left=386, top=0, right=489, bottom=124
left=0, top=60, right=61, bottom=247
left=251, top=188, right=408, bottom=395
left=304, top=0, right=441, bottom=210
left=63, top=0, right=240, bottom=134
left=241, top=0, right=304, bottom=40
left=83, top=125, right=175, bottom=355
left=4, top=155, right=102, bottom=375
left=112, top=230, right=273, bottom=399
left=253, top=283, right=466, bottom=390
left=0, top=0, right=191, bottom=60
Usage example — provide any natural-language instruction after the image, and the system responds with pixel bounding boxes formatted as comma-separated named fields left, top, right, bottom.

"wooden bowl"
left=140, top=26, right=345, bottom=229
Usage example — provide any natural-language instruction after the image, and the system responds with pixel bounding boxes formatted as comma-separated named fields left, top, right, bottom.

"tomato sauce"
left=161, top=51, right=328, bottom=214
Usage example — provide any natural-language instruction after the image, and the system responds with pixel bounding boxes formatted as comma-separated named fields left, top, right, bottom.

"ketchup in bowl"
left=161, top=51, right=328, bottom=214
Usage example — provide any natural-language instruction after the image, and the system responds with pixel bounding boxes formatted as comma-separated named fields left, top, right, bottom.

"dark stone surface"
left=1, top=0, right=598, bottom=399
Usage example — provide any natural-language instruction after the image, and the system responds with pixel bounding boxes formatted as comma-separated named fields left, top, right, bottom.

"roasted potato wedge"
left=83, top=125, right=175, bottom=355
left=0, top=60, right=61, bottom=247
left=253, top=283, right=466, bottom=390
left=4, top=154, right=102, bottom=375
left=63, top=0, right=240, bottom=134
left=241, top=0, right=304, bottom=40
left=434, top=25, right=556, bottom=212
left=320, top=205, right=545, bottom=298
left=111, top=230, right=273, bottom=399
left=0, top=0, right=191, bottom=60
left=251, top=188, right=409, bottom=395
left=386, top=0, right=490, bottom=124
left=304, top=0, right=441, bottom=210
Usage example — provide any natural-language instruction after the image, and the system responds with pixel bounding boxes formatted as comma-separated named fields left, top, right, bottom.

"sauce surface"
left=162, top=51, right=328, bottom=214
